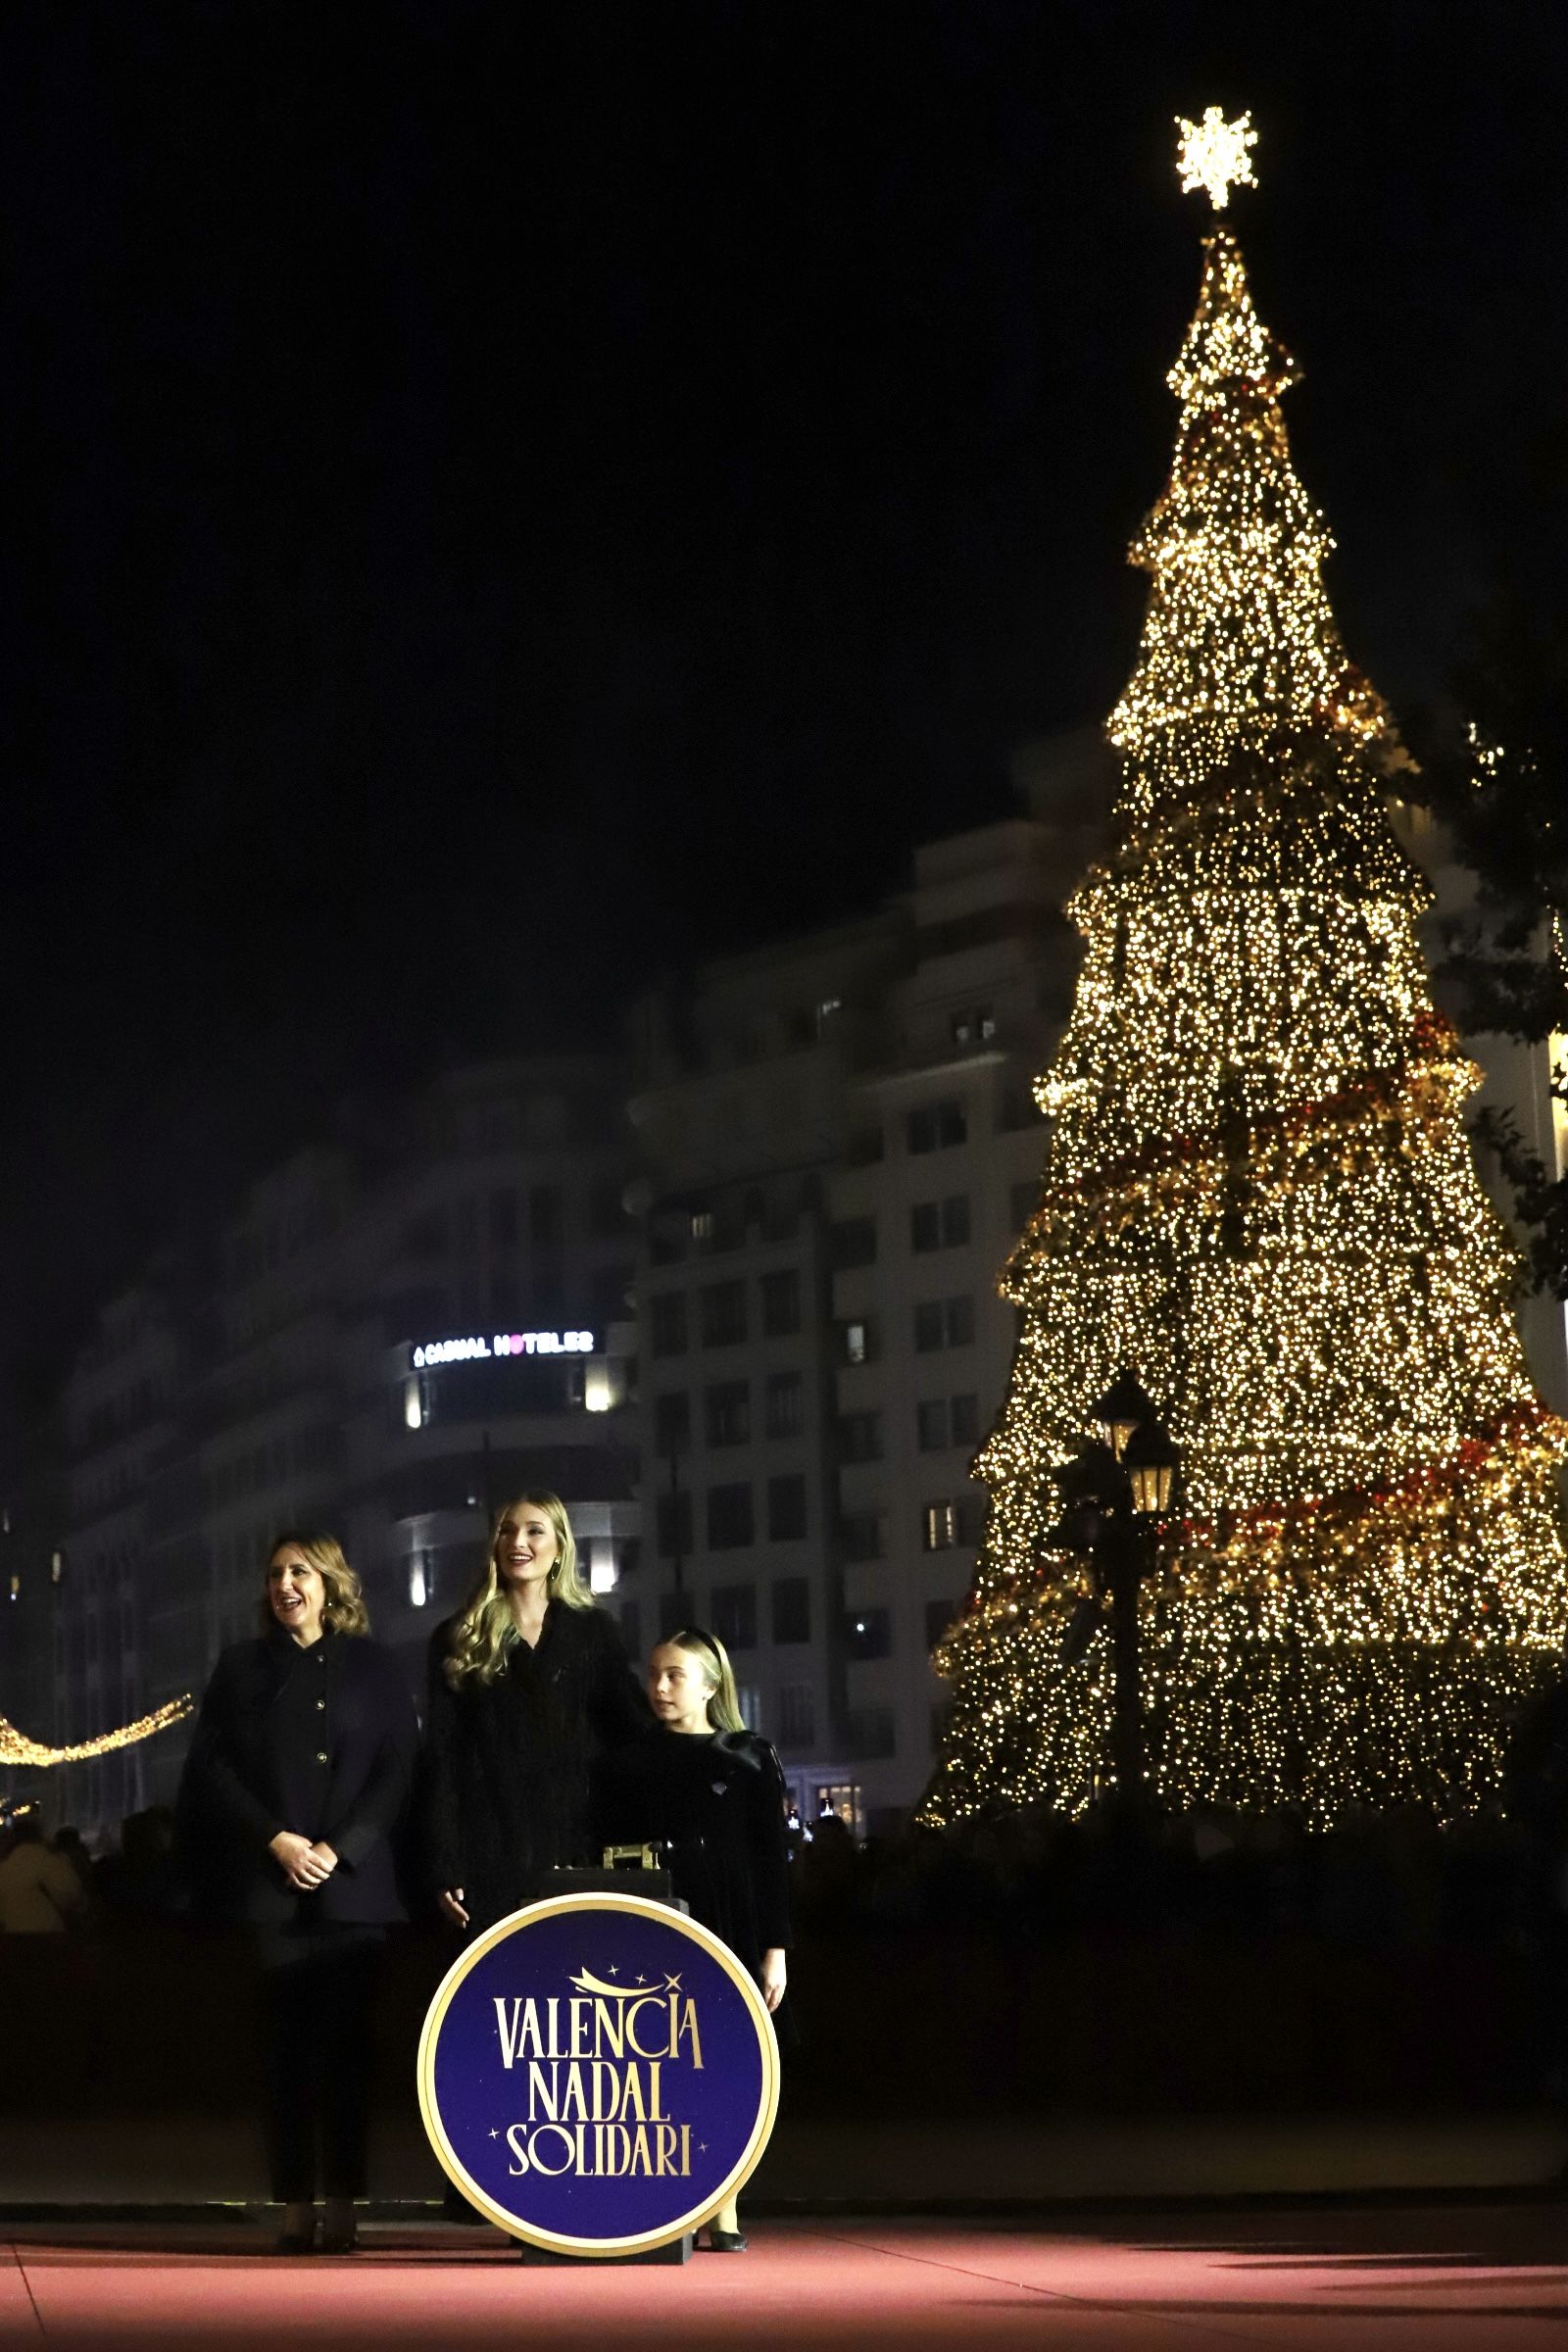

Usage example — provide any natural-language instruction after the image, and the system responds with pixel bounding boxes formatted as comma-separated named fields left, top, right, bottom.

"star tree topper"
left=1175, top=106, right=1258, bottom=210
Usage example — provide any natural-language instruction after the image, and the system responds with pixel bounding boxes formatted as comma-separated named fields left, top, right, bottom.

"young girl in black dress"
left=601, top=1626, right=791, bottom=2252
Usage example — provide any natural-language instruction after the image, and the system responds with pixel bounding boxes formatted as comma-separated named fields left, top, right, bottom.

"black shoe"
left=705, top=2228, right=748, bottom=2252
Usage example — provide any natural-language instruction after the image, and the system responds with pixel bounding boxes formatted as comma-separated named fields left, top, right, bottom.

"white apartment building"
left=626, top=731, right=1110, bottom=1830
left=49, top=1056, right=641, bottom=1833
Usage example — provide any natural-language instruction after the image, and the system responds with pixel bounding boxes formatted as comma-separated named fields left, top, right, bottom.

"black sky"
left=0, top=0, right=1565, bottom=1427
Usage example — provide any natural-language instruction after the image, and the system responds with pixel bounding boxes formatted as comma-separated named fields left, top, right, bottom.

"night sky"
left=0, top=1, right=1565, bottom=1435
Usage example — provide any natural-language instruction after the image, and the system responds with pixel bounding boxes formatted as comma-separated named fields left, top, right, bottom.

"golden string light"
left=923, top=120, right=1568, bottom=1830
left=0, top=1696, right=192, bottom=1770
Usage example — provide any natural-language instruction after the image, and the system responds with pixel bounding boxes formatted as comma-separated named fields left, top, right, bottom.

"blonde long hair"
left=443, top=1492, right=594, bottom=1688
left=663, top=1626, right=746, bottom=1734
left=260, top=1532, right=370, bottom=1637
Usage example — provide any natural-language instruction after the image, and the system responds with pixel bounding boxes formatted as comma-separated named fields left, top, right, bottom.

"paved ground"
left=4, top=2109, right=1564, bottom=2206
left=3, top=2206, right=1568, bottom=2348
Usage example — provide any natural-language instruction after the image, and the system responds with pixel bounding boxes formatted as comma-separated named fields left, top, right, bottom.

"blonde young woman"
left=179, top=1534, right=419, bottom=2256
left=597, top=1626, right=792, bottom=2254
left=422, top=1493, right=648, bottom=1936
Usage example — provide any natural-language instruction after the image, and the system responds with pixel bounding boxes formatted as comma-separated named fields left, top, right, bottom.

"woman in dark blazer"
left=422, top=1491, right=649, bottom=1936
left=179, top=1532, right=418, bottom=2254
left=596, top=1625, right=791, bottom=2253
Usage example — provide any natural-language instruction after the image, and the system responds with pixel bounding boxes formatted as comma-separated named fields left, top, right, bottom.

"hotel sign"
left=412, top=1331, right=595, bottom=1367
left=417, top=1892, right=779, bottom=2257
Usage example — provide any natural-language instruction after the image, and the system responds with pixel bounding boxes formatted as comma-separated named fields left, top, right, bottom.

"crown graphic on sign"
left=570, top=1965, right=684, bottom=1998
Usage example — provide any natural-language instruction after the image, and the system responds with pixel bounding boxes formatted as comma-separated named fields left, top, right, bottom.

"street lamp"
left=1052, top=1368, right=1181, bottom=1808
left=1091, top=1369, right=1158, bottom=1463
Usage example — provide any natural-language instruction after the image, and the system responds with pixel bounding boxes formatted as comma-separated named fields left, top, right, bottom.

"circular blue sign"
left=417, top=1892, right=780, bottom=2256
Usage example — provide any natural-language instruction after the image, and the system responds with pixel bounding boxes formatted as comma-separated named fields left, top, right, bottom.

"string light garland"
left=0, top=1696, right=191, bottom=1770
left=923, top=117, right=1568, bottom=1829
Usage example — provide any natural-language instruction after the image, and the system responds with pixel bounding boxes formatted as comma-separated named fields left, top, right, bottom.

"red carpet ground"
left=3, top=2208, right=1567, bottom=2349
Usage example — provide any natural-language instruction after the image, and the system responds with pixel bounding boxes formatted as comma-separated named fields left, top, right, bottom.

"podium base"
left=517, top=2232, right=693, bottom=2267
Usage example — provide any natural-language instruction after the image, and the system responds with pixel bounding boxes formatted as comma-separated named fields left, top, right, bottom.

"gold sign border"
left=416, top=1889, right=782, bottom=2257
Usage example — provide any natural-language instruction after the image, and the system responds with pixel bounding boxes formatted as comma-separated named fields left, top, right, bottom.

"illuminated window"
left=403, top=1377, right=425, bottom=1432
left=922, top=1501, right=956, bottom=1551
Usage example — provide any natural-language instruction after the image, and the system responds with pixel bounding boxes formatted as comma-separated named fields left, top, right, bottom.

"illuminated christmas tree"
left=926, top=112, right=1568, bottom=1825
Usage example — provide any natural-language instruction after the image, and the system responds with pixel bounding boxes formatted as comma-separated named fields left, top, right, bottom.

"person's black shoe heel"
left=706, top=2228, right=749, bottom=2252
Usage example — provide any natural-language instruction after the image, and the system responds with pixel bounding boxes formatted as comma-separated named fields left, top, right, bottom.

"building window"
left=951, top=1006, right=996, bottom=1047
left=918, top=1296, right=975, bottom=1348
left=1009, top=1179, right=1040, bottom=1230
left=655, top=1392, right=691, bottom=1454
left=907, top=1100, right=967, bottom=1153
left=711, top=1582, right=758, bottom=1650
left=707, top=1483, right=755, bottom=1549
left=828, top=1217, right=876, bottom=1269
left=950, top=1394, right=979, bottom=1446
left=778, top=1684, right=816, bottom=1749
left=690, top=1210, right=715, bottom=1243
left=699, top=1280, right=748, bottom=1348
left=736, top=1684, right=762, bottom=1732
left=764, top=1370, right=804, bottom=1440
left=705, top=1382, right=751, bottom=1447
left=651, top=1294, right=688, bottom=1358
left=924, top=1597, right=957, bottom=1649
left=403, top=1376, right=426, bottom=1431
left=842, top=1318, right=872, bottom=1365
left=409, top=1552, right=431, bottom=1608
left=767, top=1473, right=808, bottom=1543
left=838, top=1410, right=883, bottom=1464
left=956, top=1496, right=987, bottom=1546
left=772, top=1576, right=811, bottom=1644
left=916, top=1399, right=949, bottom=1451
left=847, top=1707, right=896, bottom=1760
left=813, top=1780, right=862, bottom=1832
left=659, top=1589, right=689, bottom=1640
left=922, top=1500, right=956, bottom=1551
left=845, top=1607, right=892, bottom=1661
left=710, top=1580, right=761, bottom=1655
left=760, top=1268, right=802, bottom=1337
left=911, top=1197, right=970, bottom=1252
left=815, top=997, right=843, bottom=1032
left=656, top=1491, right=693, bottom=1559
left=840, top=1509, right=885, bottom=1563
left=530, top=1185, right=564, bottom=1245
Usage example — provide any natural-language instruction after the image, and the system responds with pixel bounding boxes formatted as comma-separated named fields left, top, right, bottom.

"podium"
left=417, top=1848, right=777, bottom=2264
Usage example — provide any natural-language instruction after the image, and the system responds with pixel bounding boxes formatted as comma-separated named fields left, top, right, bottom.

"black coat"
left=421, top=1600, right=651, bottom=1932
left=177, top=1629, right=419, bottom=1928
left=596, top=1727, right=792, bottom=1982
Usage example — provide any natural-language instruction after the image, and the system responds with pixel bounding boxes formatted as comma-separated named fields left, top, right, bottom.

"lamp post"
left=1051, top=1370, right=1181, bottom=1807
